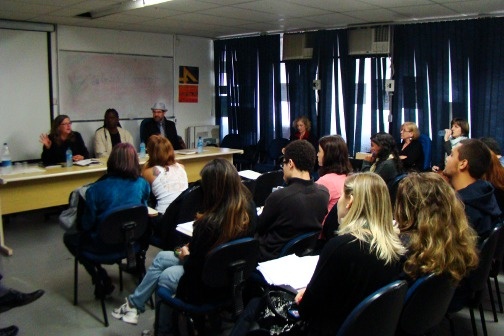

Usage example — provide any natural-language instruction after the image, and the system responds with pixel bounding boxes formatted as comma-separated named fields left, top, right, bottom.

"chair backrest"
left=157, top=184, right=204, bottom=250
left=203, top=237, right=260, bottom=317
left=469, top=225, right=501, bottom=292
left=253, top=170, right=284, bottom=207
left=278, top=231, right=320, bottom=258
left=388, top=173, right=407, bottom=207
left=336, top=280, right=408, bottom=336
left=267, top=138, right=289, bottom=163
left=399, top=273, right=458, bottom=334
left=322, top=203, right=339, bottom=241
left=98, top=204, right=149, bottom=269
left=418, top=134, right=432, bottom=170
left=490, top=222, right=504, bottom=277
left=221, top=133, right=243, bottom=149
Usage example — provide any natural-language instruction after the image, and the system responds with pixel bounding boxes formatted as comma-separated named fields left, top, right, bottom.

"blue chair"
left=278, top=231, right=320, bottom=258
left=447, top=225, right=501, bottom=336
left=388, top=173, right=408, bottom=208
left=336, top=280, right=408, bottom=336
left=73, top=205, right=149, bottom=326
left=397, top=273, right=458, bottom=335
left=154, top=237, right=260, bottom=336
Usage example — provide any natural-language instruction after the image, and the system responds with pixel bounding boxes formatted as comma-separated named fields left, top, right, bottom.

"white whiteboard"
left=58, top=51, right=174, bottom=121
left=0, top=29, right=51, bottom=162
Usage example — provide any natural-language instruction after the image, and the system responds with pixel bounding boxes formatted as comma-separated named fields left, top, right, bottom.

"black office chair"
left=487, top=222, right=504, bottom=321
left=154, top=237, right=260, bottom=336
left=278, top=231, right=320, bottom=258
left=447, top=225, right=501, bottom=336
left=253, top=138, right=289, bottom=173
left=397, top=273, right=458, bottom=336
left=252, top=170, right=284, bottom=207
left=388, top=173, right=408, bottom=208
left=336, top=280, right=408, bottom=336
left=73, top=204, right=149, bottom=327
left=149, top=184, right=203, bottom=251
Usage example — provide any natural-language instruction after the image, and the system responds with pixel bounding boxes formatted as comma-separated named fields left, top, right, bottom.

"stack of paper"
left=176, top=221, right=194, bottom=237
left=256, top=254, right=319, bottom=290
left=238, top=170, right=262, bottom=180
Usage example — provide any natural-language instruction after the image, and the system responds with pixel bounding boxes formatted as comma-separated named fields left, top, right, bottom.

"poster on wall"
left=178, top=66, right=199, bottom=103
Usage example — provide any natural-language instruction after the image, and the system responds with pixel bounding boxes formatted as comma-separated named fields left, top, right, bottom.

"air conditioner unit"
left=282, top=33, right=313, bottom=61
left=348, top=26, right=391, bottom=55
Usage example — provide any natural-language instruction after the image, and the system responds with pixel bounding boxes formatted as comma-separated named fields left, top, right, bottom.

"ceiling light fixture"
left=78, top=0, right=172, bottom=19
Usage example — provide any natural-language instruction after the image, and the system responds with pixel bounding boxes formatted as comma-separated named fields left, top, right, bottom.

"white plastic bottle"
left=139, top=142, right=146, bottom=158
left=65, top=148, right=73, bottom=167
left=197, top=137, right=203, bottom=153
left=1, top=143, right=12, bottom=174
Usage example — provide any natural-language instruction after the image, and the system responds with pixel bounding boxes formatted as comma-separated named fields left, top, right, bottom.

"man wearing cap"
left=140, top=102, right=182, bottom=149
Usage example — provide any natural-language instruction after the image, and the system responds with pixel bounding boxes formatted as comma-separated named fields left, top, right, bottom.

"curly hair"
left=394, top=172, right=479, bottom=282
left=284, top=139, right=316, bottom=172
left=370, top=132, right=402, bottom=170
left=292, top=116, right=311, bottom=132
left=318, top=135, right=353, bottom=176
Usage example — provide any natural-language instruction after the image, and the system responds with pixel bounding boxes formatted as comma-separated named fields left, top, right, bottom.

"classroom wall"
left=53, top=26, right=214, bottom=157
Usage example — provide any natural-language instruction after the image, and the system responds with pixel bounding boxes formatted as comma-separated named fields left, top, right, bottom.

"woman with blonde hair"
left=295, top=172, right=405, bottom=335
left=399, top=121, right=424, bottom=171
left=395, top=172, right=479, bottom=283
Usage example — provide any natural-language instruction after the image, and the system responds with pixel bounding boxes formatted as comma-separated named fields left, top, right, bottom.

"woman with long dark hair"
left=112, top=159, right=256, bottom=334
left=361, top=132, right=402, bottom=185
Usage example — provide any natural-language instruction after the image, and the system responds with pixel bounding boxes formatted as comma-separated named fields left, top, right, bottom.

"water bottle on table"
left=1, top=143, right=12, bottom=174
left=65, top=148, right=73, bottom=167
left=139, top=142, right=146, bottom=158
left=197, top=137, right=204, bottom=153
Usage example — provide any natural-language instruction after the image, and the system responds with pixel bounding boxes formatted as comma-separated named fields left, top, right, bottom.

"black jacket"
left=140, top=117, right=182, bottom=150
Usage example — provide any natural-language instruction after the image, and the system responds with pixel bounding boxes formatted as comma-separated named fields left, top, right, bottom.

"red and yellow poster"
left=178, top=66, right=199, bottom=103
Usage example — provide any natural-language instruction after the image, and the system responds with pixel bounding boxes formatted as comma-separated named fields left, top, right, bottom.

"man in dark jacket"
left=443, top=138, right=501, bottom=242
left=139, top=102, right=182, bottom=149
left=256, top=140, right=329, bottom=261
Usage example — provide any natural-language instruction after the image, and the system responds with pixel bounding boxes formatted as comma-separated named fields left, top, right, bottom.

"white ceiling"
left=0, top=0, right=503, bottom=39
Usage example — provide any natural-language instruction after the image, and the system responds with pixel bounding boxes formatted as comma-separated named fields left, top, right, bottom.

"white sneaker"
left=111, top=298, right=138, bottom=324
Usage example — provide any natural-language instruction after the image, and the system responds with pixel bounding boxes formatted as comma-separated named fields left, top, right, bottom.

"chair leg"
left=119, top=267, right=123, bottom=292
left=74, top=257, right=79, bottom=305
left=447, top=314, right=456, bottom=336
left=469, top=307, right=478, bottom=336
left=487, top=278, right=498, bottom=322
left=101, top=296, right=109, bottom=327
left=478, top=303, right=488, bottom=336
left=494, top=275, right=503, bottom=313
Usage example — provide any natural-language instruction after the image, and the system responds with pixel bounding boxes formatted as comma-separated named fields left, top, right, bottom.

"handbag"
left=255, top=289, right=305, bottom=335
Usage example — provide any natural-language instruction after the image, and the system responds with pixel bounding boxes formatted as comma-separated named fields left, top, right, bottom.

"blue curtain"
left=393, top=18, right=504, bottom=166
left=214, top=35, right=281, bottom=147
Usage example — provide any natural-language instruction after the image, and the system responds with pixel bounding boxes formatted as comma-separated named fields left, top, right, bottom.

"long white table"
left=0, top=147, right=243, bottom=256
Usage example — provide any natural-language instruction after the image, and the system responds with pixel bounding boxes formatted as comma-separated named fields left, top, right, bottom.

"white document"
left=256, top=254, right=319, bottom=290
left=238, top=170, right=262, bottom=180
left=175, top=149, right=197, bottom=155
left=176, top=221, right=194, bottom=237
left=74, top=158, right=101, bottom=166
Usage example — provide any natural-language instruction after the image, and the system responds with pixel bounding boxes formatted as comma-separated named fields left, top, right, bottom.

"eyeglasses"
left=280, top=160, right=289, bottom=168
left=60, top=122, right=72, bottom=126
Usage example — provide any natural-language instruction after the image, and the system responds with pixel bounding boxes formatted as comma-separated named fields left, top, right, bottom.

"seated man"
left=139, top=102, right=182, bottom=150
left=255, top=139, right=329, bottom=261
left=0, top=272, right=44, bottom=336
left=443, top=138, right=502, bottom=242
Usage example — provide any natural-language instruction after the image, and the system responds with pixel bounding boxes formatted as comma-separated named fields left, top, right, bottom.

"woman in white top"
left=94, top=109, right=134, bottom=158
left=142, top=135, right=188, bottom=216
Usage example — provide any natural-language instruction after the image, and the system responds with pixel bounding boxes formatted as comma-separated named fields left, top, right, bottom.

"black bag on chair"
left=230, top=289, right=305, bottom=336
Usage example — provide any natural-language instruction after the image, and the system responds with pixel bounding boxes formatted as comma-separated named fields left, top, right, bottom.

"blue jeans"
left=128, top=251, right=184, bottom=313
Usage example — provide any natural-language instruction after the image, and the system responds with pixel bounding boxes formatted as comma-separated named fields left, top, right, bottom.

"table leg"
left=0, top=198, right=14, bottom=256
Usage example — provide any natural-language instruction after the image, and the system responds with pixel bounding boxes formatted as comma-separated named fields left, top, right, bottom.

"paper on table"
left=257, top=254, right=319, bottom=290
left=238, top=170, right=262, bottom=180
left=176, top=221, right=194, bottom=237
left=74, top=159, right=101, bottom=166
left=176, top=149, right=197, bottom=155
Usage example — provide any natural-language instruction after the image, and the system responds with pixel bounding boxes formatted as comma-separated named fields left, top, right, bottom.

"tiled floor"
left=1, top=208, right=504, bottom=336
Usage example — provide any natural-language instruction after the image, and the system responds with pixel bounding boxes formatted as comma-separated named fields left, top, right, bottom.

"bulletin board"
left=58, top=51, right=174, bottom=121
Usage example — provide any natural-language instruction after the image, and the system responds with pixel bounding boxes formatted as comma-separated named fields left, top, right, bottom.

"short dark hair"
left=107, top=143, right=140, bottom=179
left=284, top=139, right=316, bottom=172
left=458, top=139, right=491, bottom=179
left=480, top=137, right=502, bottom=156
left=451, top=118, right=470, bottom=136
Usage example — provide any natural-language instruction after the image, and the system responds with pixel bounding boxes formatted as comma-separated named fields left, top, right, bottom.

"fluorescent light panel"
left=86, top=0, right=173, bottom=19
